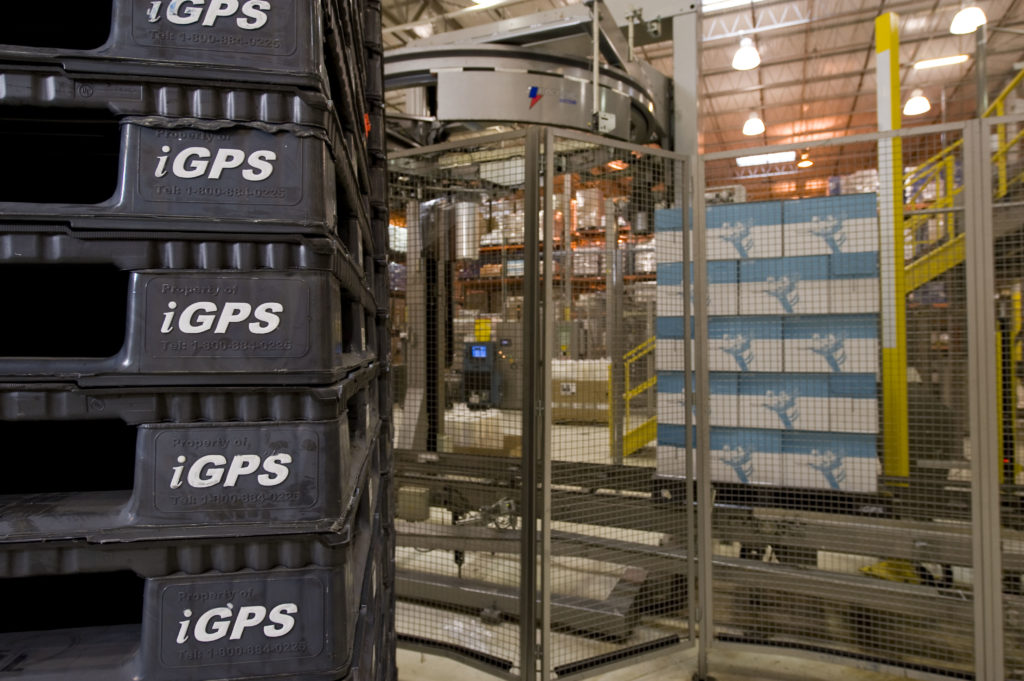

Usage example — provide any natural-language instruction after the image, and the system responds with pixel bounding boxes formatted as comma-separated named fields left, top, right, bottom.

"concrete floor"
left=397, top=646, right=913, bottom=681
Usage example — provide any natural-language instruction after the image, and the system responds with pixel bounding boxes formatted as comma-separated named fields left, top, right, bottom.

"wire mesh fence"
left=985, top=113, right=1024, bottom=681
left=387, top=115, right=1024, bottom=680
left=389, top=131, right=531, bottom=675
left=703, top=125, right=977, bottom=677
left=541, top=129, right=693, bottom=677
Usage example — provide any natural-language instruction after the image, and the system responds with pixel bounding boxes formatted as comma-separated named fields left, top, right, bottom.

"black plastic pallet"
left=1, top=0, right=378, bottom=138
left=0, top=369, right=382, bottom=543
left=0, top=229, right=380, bottom=385
left=0, top=91, right=372, bottom=236
left=0, top=515, right=377, bottom=680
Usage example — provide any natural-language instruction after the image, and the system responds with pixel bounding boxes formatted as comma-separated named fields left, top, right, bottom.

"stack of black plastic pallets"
left=0, top=3, right=392, bottom=680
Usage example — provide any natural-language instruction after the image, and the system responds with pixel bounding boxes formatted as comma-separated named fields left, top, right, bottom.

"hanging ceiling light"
left=797, top=151, right=814, bottom=168
left=742, top=111, right=765, bottom=135
left=732, top=37, right=761, bottom=71
left=950, top=4, right=987, bottom=34
left=903, top=89, right=932, bottom=116
left=913, top=54, right=969, bottom=70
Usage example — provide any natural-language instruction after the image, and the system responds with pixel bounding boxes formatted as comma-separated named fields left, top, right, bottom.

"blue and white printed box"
left=656, top=444, right=688, bottom=478
left=781, top=431, right=879, bottom=492
left=783, top=315, right=879, bottom=374
left=654, top=208, right=689, bottom=264
left=737, top=374, right=830, bottom=431
left=657, top=263, right=688, bottom=318
left=710, top=428, right=783, bottom=485
left=655, top=336, right=692, bottom=371
left=655, top=229, right=689, bottom=265
left=708, top=317, right=782, bottom=372
left=829, top=374, right=879, bottom=434
left=707, top=201, right=783, bottom=260
left=739, top=256, right=830, bottom=315
left=829, top=252, right=880, bottom=314
left=661, top=262, right=738, bottom=316
left=709, top=373, right=739, bottom=427
left=657, top=424, right=695, bottom=478
left=782, top=193, right=879, bottom=257
left=708, top=261, right=739, bottom=316
left=656, top=371, right=691, bottom=425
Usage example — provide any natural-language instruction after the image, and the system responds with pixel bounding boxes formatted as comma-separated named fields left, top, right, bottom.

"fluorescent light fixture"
left=950, top=4, right=986, bottom=34
left=606, top=160, right=629, bottom=171
left=903, top=89, right=931, bottom=116
left=471, top=0, right=503, bottom=7
left=797, top=152, right=814, bottom=168
left=411, top=23, right=433, bottom=38
left=742, top=111, right=765, bottom=136
left=914, top=54, right=969, bottom=69
left=703, top=0, right=765, bottom=13
left=736, top=150, right=796, bottom=167
left=732, top=37, right=761, bottom=71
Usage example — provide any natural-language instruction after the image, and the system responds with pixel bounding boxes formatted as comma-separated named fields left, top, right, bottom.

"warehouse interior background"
left=379, top=1, right=1024, bottom=680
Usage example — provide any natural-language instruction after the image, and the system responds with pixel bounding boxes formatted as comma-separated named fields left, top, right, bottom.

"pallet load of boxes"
left=0, top=3, right=392, bottom=680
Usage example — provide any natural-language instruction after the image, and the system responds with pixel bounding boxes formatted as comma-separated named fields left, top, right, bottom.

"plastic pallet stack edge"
left=0, top=2, right=392, bottom=679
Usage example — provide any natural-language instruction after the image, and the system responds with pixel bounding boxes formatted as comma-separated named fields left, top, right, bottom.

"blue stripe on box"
left=782, top=193, right=877, bottom=223
left=659, top=424, right=695, bottom=447
left=656, top=316, right=685, bottom=339
left=739, top=374, right=829, bottom=398
left=783, top=315, right=878, bottom=340
left=829, top=373, right=877, bottom=398
left=831, top=252, right=879, bottom=278
left=658, top=262, right=683, bottom=286
left=781, top=431, right=876, bottom=458
left=707, top=201, right=782, bottom=229
left=709, top=316, right=781, bottom=340
left=655, top=208, right=684, bottom=232
left=710, top=427, right=782, bottom=453
left=659, top=371, right=686, bottom=394
left=740, top=256, right=829, bottom=283
left=709, top=261, right=739, bottom=284
left=710, top=373, right=739, bottom=395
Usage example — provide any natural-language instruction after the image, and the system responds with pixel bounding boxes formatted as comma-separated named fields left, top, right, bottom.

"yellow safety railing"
left=615, top=336, right=658, bottom=458
left=904, top=66, right=1024, bottom=288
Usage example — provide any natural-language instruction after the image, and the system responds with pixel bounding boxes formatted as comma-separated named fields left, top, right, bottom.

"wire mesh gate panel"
left=700, top=122, right=992, bottom=677
left=985, top=113, right=1024, bottom=681
left=389, top=131, right=532, bottom=677
left=387, top=128, right=693, bottom=679
left=541, top=130, right=693, bottom=678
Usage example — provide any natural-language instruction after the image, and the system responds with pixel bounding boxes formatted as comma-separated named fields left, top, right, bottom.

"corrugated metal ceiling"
left=381, top=0, right=1024, bottom=153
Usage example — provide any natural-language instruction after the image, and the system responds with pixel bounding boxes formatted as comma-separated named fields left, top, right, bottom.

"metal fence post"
left=964, top=118, right=1005, bottom=681
left=522, top=125, right=542, bottom=681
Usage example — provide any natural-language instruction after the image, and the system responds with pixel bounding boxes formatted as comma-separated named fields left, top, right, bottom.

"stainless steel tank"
left=454, top=201, right=481, bottom=260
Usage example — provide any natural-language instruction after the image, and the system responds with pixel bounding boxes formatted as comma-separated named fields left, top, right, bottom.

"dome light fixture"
left=950, top=4, right=987, bottom=34
left=903, top=89, right=932, bottom=116
left=797, top=151, right=814, bottom=168
left=732, top=37, right=761, bottom=71
left=742, top=111, right=765, bottom=136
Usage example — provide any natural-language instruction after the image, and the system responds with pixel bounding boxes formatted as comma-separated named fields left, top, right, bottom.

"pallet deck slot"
left=0, top=107, right=121, bottom=204
left=0, top=264, right=129, bottom=357
left=0, top=571, right=145, bottom=633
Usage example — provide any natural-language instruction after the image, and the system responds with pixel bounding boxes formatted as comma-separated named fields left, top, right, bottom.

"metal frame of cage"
left=388, top=111, right=1024, bottom=681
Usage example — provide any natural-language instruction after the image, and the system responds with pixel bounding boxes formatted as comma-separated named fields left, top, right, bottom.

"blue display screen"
left=471, top=344, right=488, bottom=358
